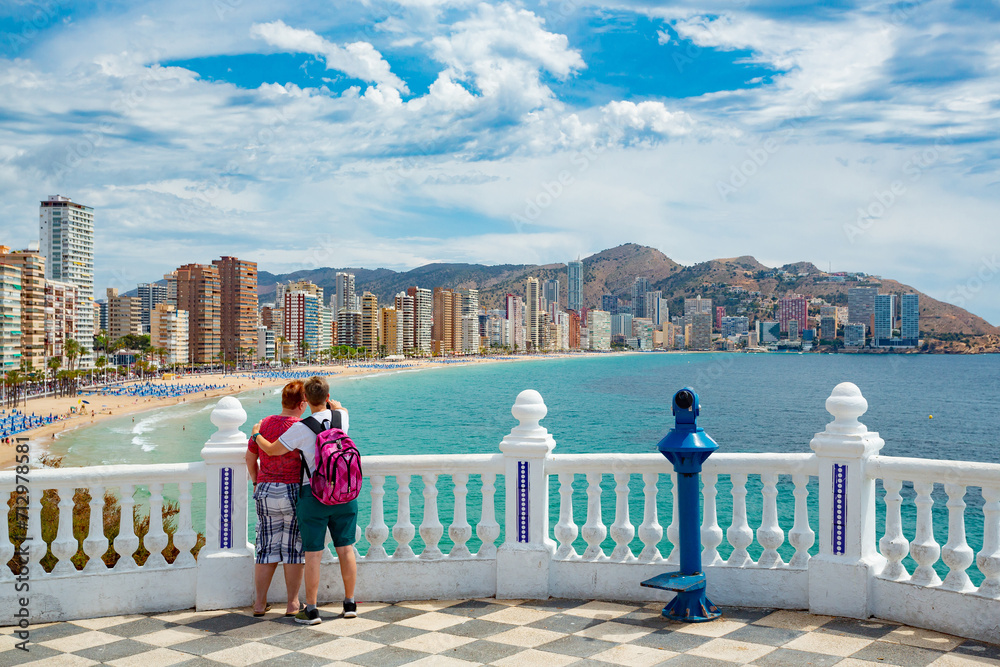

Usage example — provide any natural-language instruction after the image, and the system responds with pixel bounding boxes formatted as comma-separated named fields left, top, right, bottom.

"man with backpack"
left=251, top=375, right=359, bottom=625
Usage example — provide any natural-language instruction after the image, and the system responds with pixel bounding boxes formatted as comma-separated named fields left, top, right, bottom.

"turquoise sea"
left=44, top=353, right=999, bottom=581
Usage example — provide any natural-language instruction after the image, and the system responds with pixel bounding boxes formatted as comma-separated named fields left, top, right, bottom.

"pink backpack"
left=301, top=416, right=363, bottom=505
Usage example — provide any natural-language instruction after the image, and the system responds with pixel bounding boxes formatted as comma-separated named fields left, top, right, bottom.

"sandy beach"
left=3, top=352, right=619, bottom=469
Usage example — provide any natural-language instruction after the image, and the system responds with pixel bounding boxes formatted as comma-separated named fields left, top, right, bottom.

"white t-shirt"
left=278, top=408, right=349, bottom=482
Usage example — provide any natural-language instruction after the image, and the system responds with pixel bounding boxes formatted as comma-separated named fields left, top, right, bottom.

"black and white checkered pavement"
left=2, top=598, right=998, bottom=666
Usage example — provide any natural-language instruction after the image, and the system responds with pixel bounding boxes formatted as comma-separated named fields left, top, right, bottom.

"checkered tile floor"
left=2, top=599, right=998, bottom=666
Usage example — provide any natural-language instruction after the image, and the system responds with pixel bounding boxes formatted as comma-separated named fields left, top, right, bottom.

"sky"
left=0, top=0, right=998, bottom=324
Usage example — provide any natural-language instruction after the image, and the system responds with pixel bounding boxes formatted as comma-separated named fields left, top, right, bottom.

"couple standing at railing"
left=245, top=376, right=358, bottom=625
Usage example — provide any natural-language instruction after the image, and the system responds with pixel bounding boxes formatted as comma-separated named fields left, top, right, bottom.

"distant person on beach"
left=246, top=380, right=309, bottom=617
left=252, top=375, right=355, bottom=625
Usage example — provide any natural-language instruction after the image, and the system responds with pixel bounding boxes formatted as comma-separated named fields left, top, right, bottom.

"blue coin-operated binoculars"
left=641, top=387, right=722, bottom=622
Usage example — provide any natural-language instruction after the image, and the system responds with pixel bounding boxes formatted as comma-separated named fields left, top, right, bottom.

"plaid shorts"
left=253, top=482, right=304, bottom=564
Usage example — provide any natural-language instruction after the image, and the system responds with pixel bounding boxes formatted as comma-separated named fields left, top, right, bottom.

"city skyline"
left=0, top=3, right=997, bottom=325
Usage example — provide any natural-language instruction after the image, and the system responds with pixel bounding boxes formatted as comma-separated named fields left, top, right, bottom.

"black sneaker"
left=343, top=600, right=357, bottom=618
left=295, top=607, right=321, bottom=625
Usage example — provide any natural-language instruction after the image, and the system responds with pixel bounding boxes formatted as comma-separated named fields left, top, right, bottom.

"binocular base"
left=641, top=571, right=722, bottom=623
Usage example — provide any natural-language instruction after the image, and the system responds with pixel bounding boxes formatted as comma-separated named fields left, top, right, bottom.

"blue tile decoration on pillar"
left=832, top=463, right=847, bottom=555
left=517, top=461, right=529, bottom=543
left=220, top=467, right=233, bottom=549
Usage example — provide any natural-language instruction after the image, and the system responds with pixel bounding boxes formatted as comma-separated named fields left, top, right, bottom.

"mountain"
left=258, top=244, right=999, bottom=338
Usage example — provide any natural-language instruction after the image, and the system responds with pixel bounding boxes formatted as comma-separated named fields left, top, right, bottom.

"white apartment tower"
left=526, top=277, right=541, bottom=351
left=335, top=272, right=356, bottom=314
left=567, top=260, right=583, bottom=312
left=39, top=195, right=95, bottom=367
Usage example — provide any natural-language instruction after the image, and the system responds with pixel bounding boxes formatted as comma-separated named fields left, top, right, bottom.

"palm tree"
left=299, top=340, right=310, bottom=361
left=95, top=355, right=106, bottom=385
left=65, top=338, right=80, bottom=372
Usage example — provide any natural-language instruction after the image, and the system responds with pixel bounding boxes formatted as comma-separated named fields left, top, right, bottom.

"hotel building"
left=1, top=248, right=46, bottom=369
left=150, top=304, right=189, bottom=365
left=0, top=262, right=22, bottom=370
left=525, top=278, right=541, bottom=351
left=175, top=263, right=221, bottom=364
left=214, top=256, right=258, bottom=363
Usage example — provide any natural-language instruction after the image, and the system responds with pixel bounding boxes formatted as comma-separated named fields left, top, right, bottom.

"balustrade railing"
left=0, top=384, right=997, bottom=644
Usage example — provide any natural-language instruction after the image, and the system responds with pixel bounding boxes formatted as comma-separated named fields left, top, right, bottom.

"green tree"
left=64, top=339, right=81, bottom=371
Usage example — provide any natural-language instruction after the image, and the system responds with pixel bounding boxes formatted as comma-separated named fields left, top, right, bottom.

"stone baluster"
left=26, top=485, right=44, bottom=575
left=0, top=490, right=14, bottom=581
left=701, top=472, right=723, bottom=567
left=476, top=472, right=500, bottom=558
left=789, top=474, right=815, bottom=568
left=581, top=472, right=606, bottom=561
left=449, top=473, right=472, bottom=558
left=113, top=484, right=139, bottom=571
left=82, top=486, right=108, bottom=572
left=878, top=477, right=909, bottom=581
left=940, top=483, right=975, bottom=592
left=554, top=472, right=578, bottom=560
left=497, top=390, right=557, bottom=599
left=666, top=473, right=680, bottom=565
left=727, top=472, right=753, bottom=567
left=609, top=472, right=635, bottom=562
left=392, top=474, right=416, bottom=559
left=807, top=382, right=885, bottom=618
left=144, top=482, right=168, bottom=568
left=419, top=473, right=443, bottom=560
left=637, top=472, right=662, bottom=563
left=173, top=481, right=196, bottom=567
left=365, top=475, right=389, bottom=560
left=51, top=486, right=78, bottom=575
left=909, top=481, right=942, bottom=586
left=197, top=396, right=253, bottom=610
left=756, top=472, right=784, bottom=567
left=977, top=486, right=1000, bottom=598
left=321, top=542, right=336, bottom=564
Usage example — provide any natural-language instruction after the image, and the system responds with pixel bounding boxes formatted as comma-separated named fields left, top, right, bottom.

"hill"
left=259, top=244, right=999, bottom=338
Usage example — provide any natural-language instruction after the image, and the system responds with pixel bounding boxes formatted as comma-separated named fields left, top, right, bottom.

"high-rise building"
left=380, top=307, right=399, bottom=355
left=163, top=271, right=178, bottom=306
left=504, top=294, right=525, bottom=351
left=788, top=320, right=800, bottom=341
left=318, top=306, right=333, bottom=352
left=632, top=318, right=655, bottom=349
left=136, top=282, right=168, bottom=332
left=337, top=309, right=361, bottom=348
left=689, top=313, right=713, bottom=350
left=44, top=281, right=76, bottom=366
left=407, top=287, right=432, bottom=353
left=286, top=291, right=321, bottom=353
left=848, top=286, right=878, bottom=333
left=844, top=323, right=866, bottom=348
left=106, top=288, right=142, bottom=342
left=150, top=304, right=189, bottom=365
left=543, top=279, right=560, bottom=311
left=526, top=277, right=541, bottom=351
left=873, top=293, right=895, bottom=344
left=0, top=262, right=22, bottom=370
left=820, top=306, right=839, bottom=327
left=760, top=321, right=781, bottom=344
left=632, top=277, right=650, bottom=318
left=214, top=256, right=258, bottom=363
left=256, top=326, right=275, bottom=361
left=39, top=195, right=94, bottom=367
left=395, top=293, right=415, bottom=352
left=778, top=295, right=808, bottom=333
left=715, top=306, right=726, bottom=331
left=286, top=279, right=323, bottom=304
left=1, top=248, right=46, bottom=370
left=432, top=287, right=455, bottom=355
left=721, top=316, right=750, bottom=338
left=684, top=295, right=713, bottom=317
left=820, top=316, right=838, bottom=342
left=611, top=313, right=633, bottom=338
left=361, top=292, right=379, bottom=352
left=461, top=315, right=480, bottom=354
left=601, top=294, right=617, bottom=314
left=901, top=293, right=919, bottom=344
left=175, top=263, right=221, bottom=364
left=587, top=309, right=611, bottom=350
left=567, top=260, right=583, bottom=312
left=335, top=273, right=355, bottom=314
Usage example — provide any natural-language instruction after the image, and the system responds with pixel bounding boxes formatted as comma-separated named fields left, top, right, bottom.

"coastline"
left=6, top=351, right=627, bottom=470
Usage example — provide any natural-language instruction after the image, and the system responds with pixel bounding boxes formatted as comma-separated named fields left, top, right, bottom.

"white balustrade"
left=145, top=482, right=168, bottom=568
left=51, top=486, right=77, bottom=575
left=82, top=486, right=107, bottom=572
left=666, top=473, right=679, bottom=565
left=609, top=472, right=635, bottom=562
left=0, top=488, right=14, bottom=581
left=419, top=473, right=443, bottom=560
left=173, top=481, right=197, bottom=567
left=637, top=472, right=662, bottom=563
left=365, top=475, right=389, bottom=560
left=700, top=472, right=723, bottom=567
left=581, top=472, right=606, bottom=561
left=476, top=472, right=500, bottom=558
left=756, top=472, right=784, bottom=567
left=112, top=484, right=139, bottom=571
left=392, top=474, right=416, bottom=559
left=979, top=486, right=1000, bottom=598
left=449, top=473, right=472, bottom=558
left=26, top=485, right=44, bottom=575
left=940, top=483, right=975, bottom=592
left=554, top=472, right=578, bottom=559
left=909, top=481, right=942, bottom=586
left=878, top=477, right=909, bottom=581
left=788, top=474, right=814, bottom=568
left=727, top=472, right=754, bottom=567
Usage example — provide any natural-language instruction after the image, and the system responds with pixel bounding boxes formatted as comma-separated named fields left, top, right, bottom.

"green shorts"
left=296, top=485, right=358, bottom=551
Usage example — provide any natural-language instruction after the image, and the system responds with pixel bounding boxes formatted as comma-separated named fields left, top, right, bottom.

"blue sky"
left=0, top=0, right=998, bottom=324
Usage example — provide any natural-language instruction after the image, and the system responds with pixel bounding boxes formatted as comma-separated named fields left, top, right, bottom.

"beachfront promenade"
left=1, top=383, right=998, bottom=662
